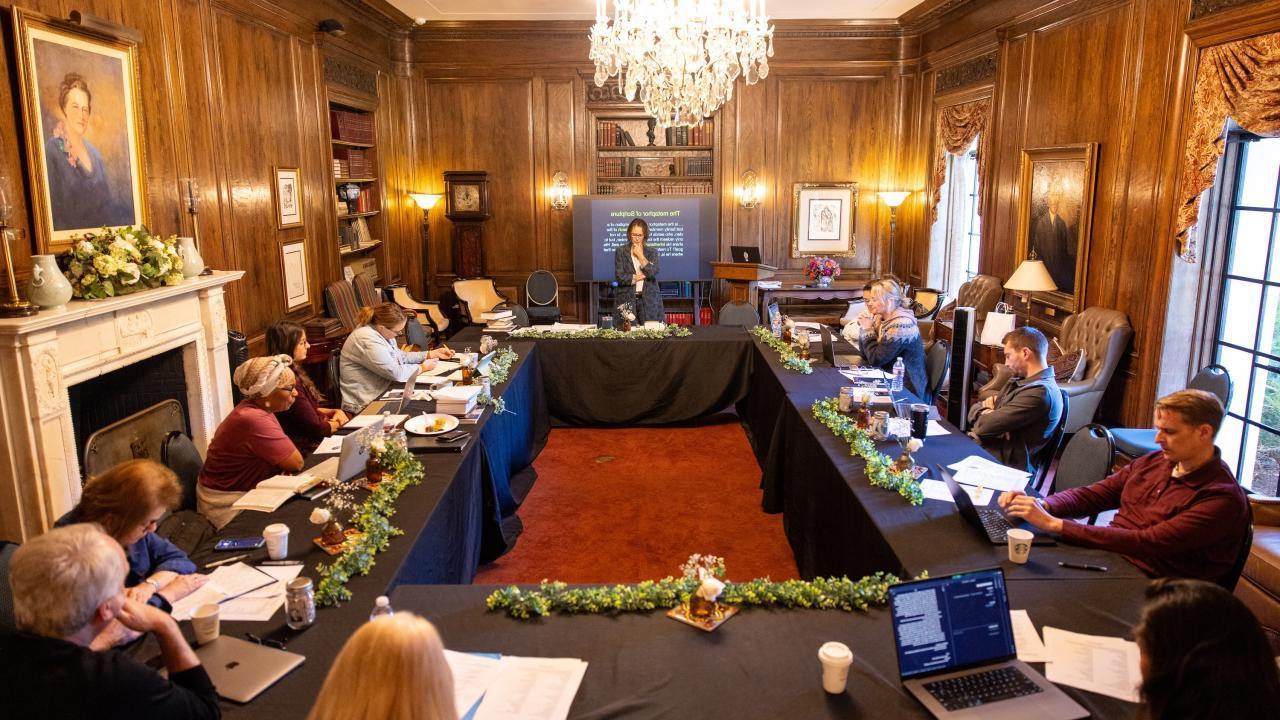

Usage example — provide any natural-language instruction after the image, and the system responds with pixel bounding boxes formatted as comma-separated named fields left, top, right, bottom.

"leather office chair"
left=352, top=272, right=382, bottom=308
left=1045, top=423, right=1114, bottom=520
left=452, top=278, right=510, bottom=325
left=1237, top=497, right=1280, bottom=647
left=388, top=285, right=450, bottom=342
left=927, top=274, right=1002, bottom=341
left=1055, top=307, right=1133, bottom=433
left=324, top=280, right=362, bottom=333
left=525, top=270, right=561, bottom=325
left=1111, top=364, right=1232, bottom=459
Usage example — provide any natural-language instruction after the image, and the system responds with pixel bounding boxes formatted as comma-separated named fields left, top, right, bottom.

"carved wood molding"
left=1190, top=0, right=1268, bottom=20
left=324, top=56, right=378, bottom=95
left=934, top=51, right=998, bottom=92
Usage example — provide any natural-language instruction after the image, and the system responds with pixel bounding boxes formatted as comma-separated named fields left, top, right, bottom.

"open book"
left=232, top=474, right=324, bottom=513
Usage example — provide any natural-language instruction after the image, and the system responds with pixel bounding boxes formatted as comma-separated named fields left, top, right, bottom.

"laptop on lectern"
left=729, top=245, right=762, bottom=264
left=890, top=568, right=1086, bottom=719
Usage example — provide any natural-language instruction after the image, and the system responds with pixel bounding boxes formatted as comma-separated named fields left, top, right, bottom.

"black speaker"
left=946, top=307, right=975, bottom=428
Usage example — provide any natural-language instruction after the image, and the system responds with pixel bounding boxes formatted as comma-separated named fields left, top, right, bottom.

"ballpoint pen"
left=1058, top=561, right=1108, bottom=572
left=259, top=560, right=303, bottom=566
left=205, top=553, right=249, bottom=569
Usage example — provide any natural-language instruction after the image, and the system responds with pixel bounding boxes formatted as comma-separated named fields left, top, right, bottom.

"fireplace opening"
left=69, top=347, right=192, bottom=472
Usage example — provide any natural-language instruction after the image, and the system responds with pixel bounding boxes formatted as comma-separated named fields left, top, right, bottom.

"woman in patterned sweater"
left=851, top=279, right=926, bottom=397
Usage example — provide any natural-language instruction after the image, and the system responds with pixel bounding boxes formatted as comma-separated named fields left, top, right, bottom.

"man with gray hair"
left=0, top=523, right=220, bottom=718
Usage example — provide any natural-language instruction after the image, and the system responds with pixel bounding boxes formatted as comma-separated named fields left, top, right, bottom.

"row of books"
left=339, top=186, right=379, bottom=214
left=339, top=217, right=374, bottom=249
left=333, top=148, right=375, bottom=178
left=683, top=156, right=713, bottom=177
left=658, top=183, right=714, bottom=195
left=665, top=121, right=713, bottom=146
left=662, top=310, right=713, bottom=326
left=597, top=157, right=648, bottom=177
left=330, top=109, right=374, bottom=144
left=596, top=121, right=637, bottom=147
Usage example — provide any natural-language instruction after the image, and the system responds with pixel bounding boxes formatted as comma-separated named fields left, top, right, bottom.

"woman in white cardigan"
left=339, top=303, right=455, bottom=414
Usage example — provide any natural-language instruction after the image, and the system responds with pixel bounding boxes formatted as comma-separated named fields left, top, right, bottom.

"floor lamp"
left=878, top=191, right=910, bottom=280
left=410, top=193, right=442, bottom=295
left=1004, top=251, right=1057, bottom=327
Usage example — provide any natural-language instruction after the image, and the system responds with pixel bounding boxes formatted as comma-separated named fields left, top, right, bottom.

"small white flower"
left=696, top=575, right=725, bottom=602
left=77, top=239, right=94, bottom=254
left=905, top=438, right=924, bottom=452
left=119, top=262, right=141, bottom=284
left=310, top=507, right=331, bottom=524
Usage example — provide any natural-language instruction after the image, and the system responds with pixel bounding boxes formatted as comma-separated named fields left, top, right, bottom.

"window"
left=927, top=137, right=981, bottom=293
left=1212, top=135, right=1280, bottom=495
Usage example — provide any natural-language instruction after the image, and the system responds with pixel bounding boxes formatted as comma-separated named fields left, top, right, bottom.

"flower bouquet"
left=61, top=226, right=185, bottom=299
left=804, top=256, right=842, bottom=287
left=617, top=301, right=637, bottom=332
left=669, top=553, right=737, bottom=631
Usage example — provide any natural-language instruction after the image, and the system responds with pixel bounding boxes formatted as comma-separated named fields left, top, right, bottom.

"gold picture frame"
left=280, top=240, right=309, bottom=312
left=273, top=166, right=303, bottom=230
left=791, top=182, right=857, bottom=258
left=12, top=8, right=149, bottom=253
left=1015, top=144, right=1098, bottom=312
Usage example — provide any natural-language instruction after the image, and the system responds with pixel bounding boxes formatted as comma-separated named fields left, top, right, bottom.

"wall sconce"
left=549, top=171, right=571, bottom=211
left=410, top=193, right=443, bottom=283
left=878, top=191, right=911, bottom=279
left=738, top=169, right=763, bottom=209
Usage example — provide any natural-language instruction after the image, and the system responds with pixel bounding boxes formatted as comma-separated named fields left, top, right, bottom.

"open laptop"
left=194, top=636, right=304, bottom=703
left=729, top=245, right=762, bottom=263
left=937, top=465, right=1054, bottom=545
left=820, top=326, right=859, bottom=369
left=365, top=371, right=420, bottom=415
left=890, top=568, right=1087, bottom=719
left=308, top=416, right=386, bottom=486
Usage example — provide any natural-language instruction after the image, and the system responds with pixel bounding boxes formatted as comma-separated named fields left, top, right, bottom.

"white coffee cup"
left=818, top=641, right=854, bottom=694
left=263, top=523, right=290, bottom=560
left=191, top=603, right=221, bottom=645
left=1007, top=528, right=1034, bottom=564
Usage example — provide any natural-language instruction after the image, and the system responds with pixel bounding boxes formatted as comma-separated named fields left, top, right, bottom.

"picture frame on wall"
left=274, top=167, right=303, bottom=229
left=791, top=182, right=857, bottom=258
left=281, top=241, right=309, bottom=311
left=12, top=8, right=149, bottom=253
left=1015, top=143, right=1098, bottom=312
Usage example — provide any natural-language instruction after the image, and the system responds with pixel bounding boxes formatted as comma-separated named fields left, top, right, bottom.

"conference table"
left=158, top=326, right=1147, bottom=719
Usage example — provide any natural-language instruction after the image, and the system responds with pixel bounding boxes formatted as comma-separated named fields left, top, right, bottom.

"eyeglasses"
left=244, top=632, right=287, bottom=650
left=276, top=384, right=296, bottom=393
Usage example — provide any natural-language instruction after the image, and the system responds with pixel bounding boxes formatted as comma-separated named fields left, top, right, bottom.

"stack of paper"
left=947, top=456, right=1032, bottom=493
left=171, top=563, right=276, bottom=620
left=1042, top=626, right=1142, bottom=702
left=435, top=384, right=483, bottom=415
left=483, top=309, right=515, bottom=332
left=550, top=322, right=597, bottom=332
left=218, top=564, right=304, bottom=622
left=450, top=653, right=588, bottom=720
left=343, top=414, right=407, bottom=430
left=232, top=474, right=324, bottom=512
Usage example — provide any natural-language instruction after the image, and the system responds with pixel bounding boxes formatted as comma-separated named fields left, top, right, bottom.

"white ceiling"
left=388, top=0, right=929, bottom=22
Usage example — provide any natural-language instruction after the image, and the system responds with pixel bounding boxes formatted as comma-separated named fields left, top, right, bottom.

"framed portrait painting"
left=12, top=8, right=148, bottom=253
left=274, top=167, right=303, bottom=229
left=1015, top=144, right=1098, bottom=311
left=791, top=182, right=857, bottom=258
left=281, top=241, right=309, bottom=312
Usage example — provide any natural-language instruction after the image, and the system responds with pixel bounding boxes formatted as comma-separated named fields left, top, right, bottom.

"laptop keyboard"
left=977, top=507, right=1015, bottom=542
left=923, top=665, right=1043, bottom=711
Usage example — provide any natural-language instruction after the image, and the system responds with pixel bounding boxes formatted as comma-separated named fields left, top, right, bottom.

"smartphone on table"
left=214, top=537, right=265, bottom=552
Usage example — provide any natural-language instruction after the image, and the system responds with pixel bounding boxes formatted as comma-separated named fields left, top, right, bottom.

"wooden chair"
left=452, top=278, right=510, bottom=325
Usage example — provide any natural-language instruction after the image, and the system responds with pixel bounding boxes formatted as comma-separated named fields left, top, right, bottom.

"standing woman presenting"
left=613, top=218, right=664, bottom=324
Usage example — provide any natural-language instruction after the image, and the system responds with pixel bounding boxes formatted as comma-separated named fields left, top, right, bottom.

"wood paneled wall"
left=0, top=0, right=413, bottom=350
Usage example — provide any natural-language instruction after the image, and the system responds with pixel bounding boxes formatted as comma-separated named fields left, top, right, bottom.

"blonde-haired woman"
left=309, top=613, right=458, bottom=720
left=198, top=354, right=304, bottom=528
left=339, top=303, right=454, bottom=414
left=846, top=279, right=926, bottom=396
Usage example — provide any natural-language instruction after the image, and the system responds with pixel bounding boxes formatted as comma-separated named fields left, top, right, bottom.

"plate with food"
left=405, top=413, right=460, bottom=436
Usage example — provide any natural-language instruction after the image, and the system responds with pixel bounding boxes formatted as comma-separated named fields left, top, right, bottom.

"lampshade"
left=1005, top=259, right=1057, bottom=293
left=409, top=193, right=442, bottom=210
left=878, top=191, right=910, bottom=208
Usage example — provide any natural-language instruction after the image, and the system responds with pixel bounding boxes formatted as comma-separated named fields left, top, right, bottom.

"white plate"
left=405, top=413, right=460, bottom=436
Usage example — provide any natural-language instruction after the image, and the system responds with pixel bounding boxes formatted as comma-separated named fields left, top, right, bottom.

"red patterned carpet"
left=473, top=418, right=800, bottom=584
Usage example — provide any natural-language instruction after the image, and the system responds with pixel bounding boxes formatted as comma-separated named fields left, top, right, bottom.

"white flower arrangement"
left=309, top=508, right=332, bottom=525
left=904, top=438, right=924, bottom=453
left=696, top=575, right=726, bottom=602
left=62, top=226, right=185, bottom=299
left=618, top=301, right=637, bottom=323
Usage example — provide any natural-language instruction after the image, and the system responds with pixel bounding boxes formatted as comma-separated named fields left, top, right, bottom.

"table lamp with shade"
left=878, top=191, right=910, bottom=280
left=1003, top=251, right=1057, bottom=328
left=409, top=193, right=443, bottom=287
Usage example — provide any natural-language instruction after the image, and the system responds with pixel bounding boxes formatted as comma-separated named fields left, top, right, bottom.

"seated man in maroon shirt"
left=999, top=389, right=1248, bottom=583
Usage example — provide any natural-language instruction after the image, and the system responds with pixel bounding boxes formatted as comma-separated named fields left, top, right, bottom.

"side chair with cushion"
left=352, top=272, right=383, bottom=308
left=1045, top=423, right=1114, bottom=519
left=324, top=280, right=361, bottom=333
left=1238, top=496, right=1280, bottom=647
left=1111, top=364, right=1232, bottom=459
left=452, top=278, right=511, bottom=325
left=927, top=274, right=1003, bottom=341
left=1055, top=307, right=1133, bottom=433
left=525, top=270, right=561, bottom=325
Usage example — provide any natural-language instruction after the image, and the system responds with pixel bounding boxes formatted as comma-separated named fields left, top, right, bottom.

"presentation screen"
left=572, top=195, right=718, bottom=282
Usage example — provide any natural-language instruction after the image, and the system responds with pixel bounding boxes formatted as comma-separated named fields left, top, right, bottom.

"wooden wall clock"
left=443, top=171, right=489, bottom=278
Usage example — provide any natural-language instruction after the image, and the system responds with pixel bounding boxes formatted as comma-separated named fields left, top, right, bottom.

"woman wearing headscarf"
left=197, top=355, right=304, bottom=528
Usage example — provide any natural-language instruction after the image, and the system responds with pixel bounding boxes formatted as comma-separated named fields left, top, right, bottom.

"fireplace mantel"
left=0, top=270, right=244, bottom=541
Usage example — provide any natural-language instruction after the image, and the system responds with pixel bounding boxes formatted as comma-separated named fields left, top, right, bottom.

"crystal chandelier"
left=590, top=0, right=774, bottom=128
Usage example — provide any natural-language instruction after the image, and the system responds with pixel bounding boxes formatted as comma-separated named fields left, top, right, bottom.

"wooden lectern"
left=711, top=261, right=776, bottom=321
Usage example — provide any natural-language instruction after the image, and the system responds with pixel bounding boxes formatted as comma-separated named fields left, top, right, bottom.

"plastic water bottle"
left=370, top=595, right=393, bottom=621
left=771, top=311, right=782, bottom=338
left=891, top=358, right=905, bottom=393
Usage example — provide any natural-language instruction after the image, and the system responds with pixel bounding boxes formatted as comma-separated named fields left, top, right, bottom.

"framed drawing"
left=12, top=8, right=148, bottom=253
left=791, top=182, right=857, bottom=258
left=1015, top=144, right=1098, bottom=311
left=274, top=167, right=303, bottom=229
left=281, top=241, right=309, bottom=311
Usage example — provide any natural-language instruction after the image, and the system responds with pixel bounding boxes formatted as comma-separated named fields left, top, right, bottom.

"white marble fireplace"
left=0, top=270, right=244, bottom=541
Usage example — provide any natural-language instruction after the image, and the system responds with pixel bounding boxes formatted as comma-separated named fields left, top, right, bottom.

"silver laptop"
left=938, top=465, right=1054, bottom=545
left=309, top=416, right=386, bottom=484
left=365, top=371, right=420, bottom=415
left=890, top=569, right=1086, bottom=719
left=194, top=635, right=304, bottom=703
left=820, top=326, right=858, bottom=369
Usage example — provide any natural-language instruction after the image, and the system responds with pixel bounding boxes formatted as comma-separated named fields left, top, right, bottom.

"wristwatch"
left=144, top=579, right=162, bottom=592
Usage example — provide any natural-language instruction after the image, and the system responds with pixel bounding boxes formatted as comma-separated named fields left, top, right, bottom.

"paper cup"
left=263, top=523, right=290, bottom=560
left=818, top=641, right=853, bottom=694
left=1006, top=528, right=1034, bottom=564
left=191, top=603, right=221, bottom=645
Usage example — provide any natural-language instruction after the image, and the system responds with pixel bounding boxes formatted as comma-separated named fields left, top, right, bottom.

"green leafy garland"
left=510, top=326, right=693, bottom=340
left=486, top=572, right=907, bottom=620
left=486, top=346, right=519, bottom=385
left=314, top=442, right=425, bottom=606
left=749, top=325, right=813, bottom=374
left=811, top=397, right=924, bottom=505
left=477, top=392, right=509, bottom=415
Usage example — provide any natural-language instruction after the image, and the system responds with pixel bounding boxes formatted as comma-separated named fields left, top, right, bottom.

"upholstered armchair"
left=1238, top=496, right=1280, bottom=649
left=925, top=274, right=1003, bottom=341
left=452, top=278, right=511, bottom=325
left=1055, top=307, right=1133, bottom=433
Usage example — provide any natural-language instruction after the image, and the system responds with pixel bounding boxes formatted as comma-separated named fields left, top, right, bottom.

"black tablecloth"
left=457, top=326, right=753, bottom=426
left=382, top=581, right=1142, bottom=720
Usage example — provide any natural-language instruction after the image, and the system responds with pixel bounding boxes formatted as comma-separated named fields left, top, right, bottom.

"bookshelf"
left=328, top=94, right=385, bottom=281
left=591, top=280, right=713, bottom=326
left=589, top=112, right=717, bottom=196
